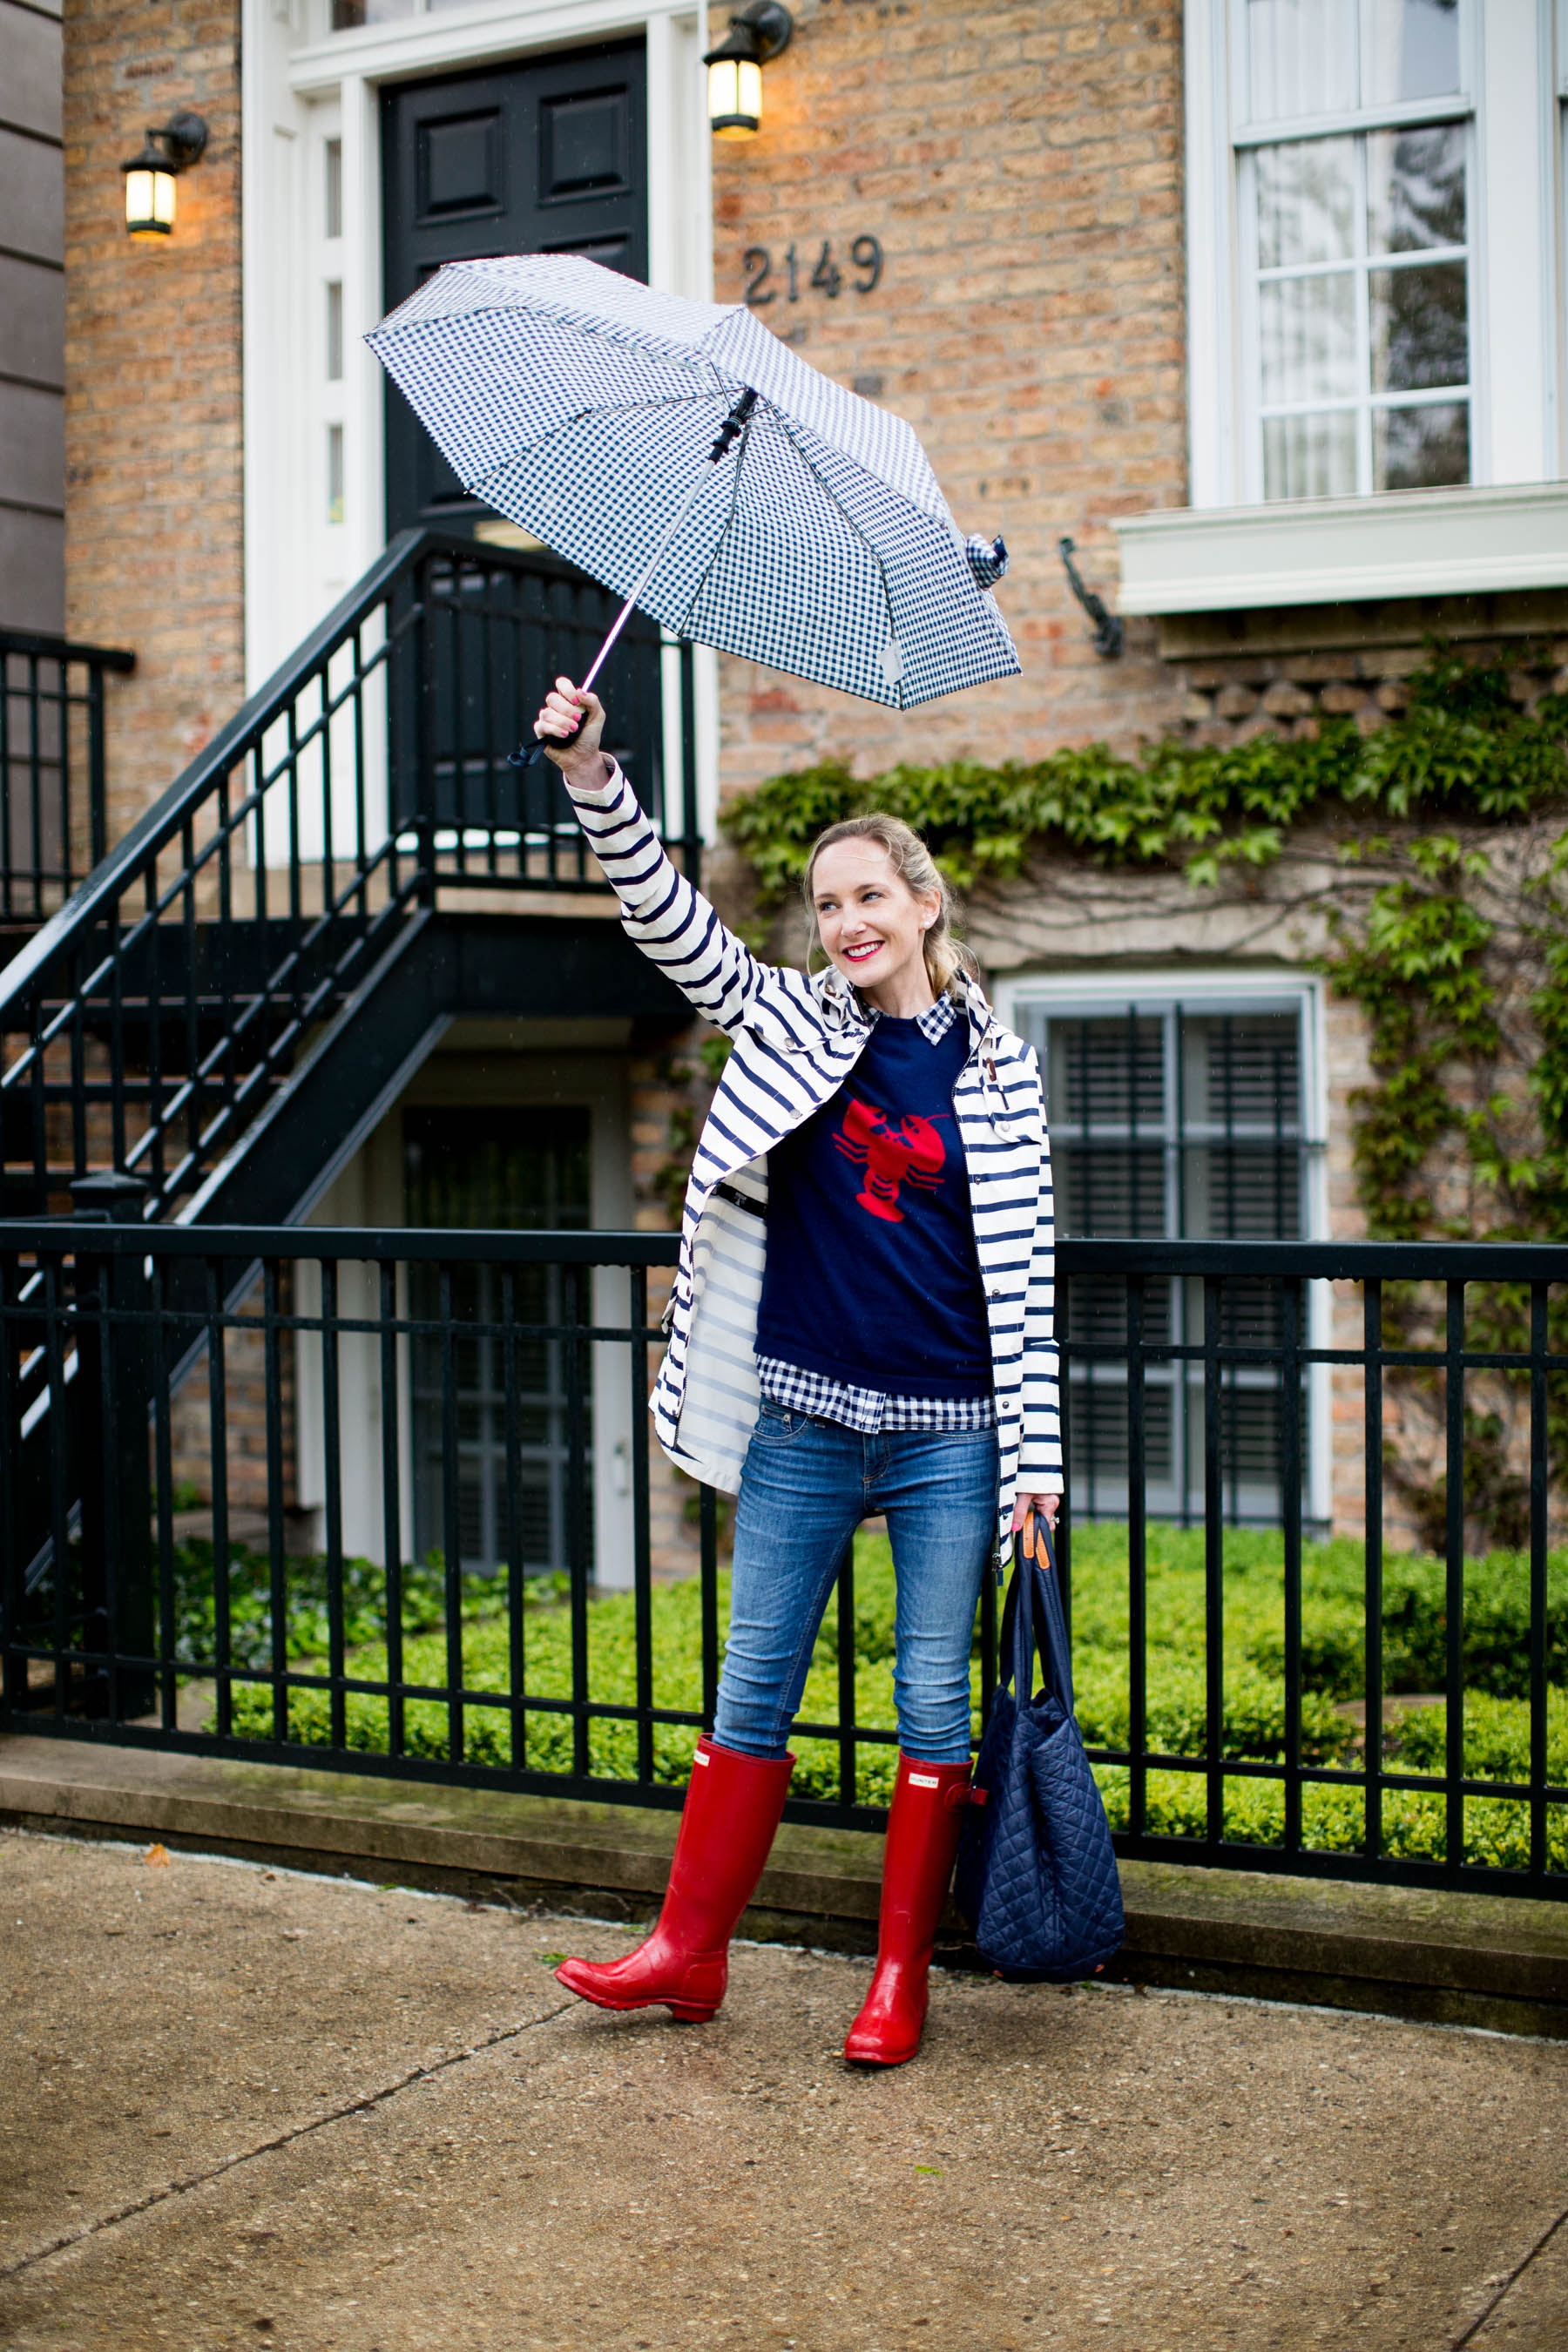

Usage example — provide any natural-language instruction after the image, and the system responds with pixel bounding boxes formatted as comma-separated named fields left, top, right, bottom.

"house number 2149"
left=742, top=237, right=885, bottom=306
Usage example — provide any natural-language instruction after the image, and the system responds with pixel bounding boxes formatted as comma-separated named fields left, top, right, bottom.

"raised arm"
left=537, top=676, right=770, bottom=1034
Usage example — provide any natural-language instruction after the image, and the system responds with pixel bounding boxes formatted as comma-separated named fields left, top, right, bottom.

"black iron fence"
left=0, top=629, right=133, bottom=921
left=1, top=1224, right=1565, bottom=1898
left=0, top=531, right=699, bottom=1222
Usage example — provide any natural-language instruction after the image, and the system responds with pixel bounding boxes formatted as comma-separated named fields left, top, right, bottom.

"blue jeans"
left=713, top=1402, right=1000, bottom=1765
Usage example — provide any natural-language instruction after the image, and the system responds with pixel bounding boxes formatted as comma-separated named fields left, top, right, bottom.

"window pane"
left=1046, top=1015, right=1164, bottom=1133
left=1373, top=399, right=1468, bottom=489
left=1369, top=260, right=1466, bottom=390
left=326, top=281, right=343, bottom=382
left=1364, top=0, right=1460, bottom=106
left=324, top=139, right=342, bottom=240
left=1264, top=410, right=1357, bottom=498
left=1186, top=1146, right=1304, bottom=1239
left=331, top=0, right=416, bottom=25
left=327, top=424, right=345, bottom=526
left=1247, top=0, right=1357, bottom=122
left=1044, top=1016, right=1166, bottom=1241
left=1368, top=122, right=1465, bottom=253
left=1183, top=1012, right=1302, bottom=1137
left=1180, top=1013, right=1303, bottom=1242
left=1256, top=139, right=1355, bottom=267
left=405, top=1108, right=591, bottom=1231
left=1260, top=273, right=1357, bottom=403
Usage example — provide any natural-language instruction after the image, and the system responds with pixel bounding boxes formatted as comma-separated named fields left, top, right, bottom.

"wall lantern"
left=704, top=1, right=793, bottom=139
left=121, top=112, right=208, bottom=240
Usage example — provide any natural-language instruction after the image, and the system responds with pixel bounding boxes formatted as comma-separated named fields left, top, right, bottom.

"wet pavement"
left=3, top=1826, right=1565, bottom=2351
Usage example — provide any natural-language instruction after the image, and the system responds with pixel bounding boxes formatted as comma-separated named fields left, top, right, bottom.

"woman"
left=538, top=677, right=1062, bottom=2066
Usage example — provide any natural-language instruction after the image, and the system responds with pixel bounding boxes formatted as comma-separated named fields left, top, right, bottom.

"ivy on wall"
left=722, top=652, right=1568, bottom=899
left=719, top=651, right=1568, bottom=1547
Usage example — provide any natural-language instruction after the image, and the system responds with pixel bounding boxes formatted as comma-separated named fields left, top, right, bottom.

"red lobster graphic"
left=832, top=1095, right=946, bottom=1222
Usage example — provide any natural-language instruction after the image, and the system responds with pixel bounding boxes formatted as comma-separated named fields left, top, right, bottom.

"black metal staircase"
left=0, top=529, right=697, bottom=1617
left=0, top=529, right=695, bottom=1229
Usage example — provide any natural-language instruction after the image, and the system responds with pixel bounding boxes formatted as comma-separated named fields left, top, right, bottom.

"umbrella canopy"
left=367, top=253, right=1019, bottom=712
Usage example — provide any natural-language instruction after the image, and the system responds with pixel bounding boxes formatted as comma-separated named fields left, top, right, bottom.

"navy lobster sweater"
left=754, top=1009, right=992, bottom=1400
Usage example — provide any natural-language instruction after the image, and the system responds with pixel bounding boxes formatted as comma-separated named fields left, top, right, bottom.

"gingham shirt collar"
left=863, top=992, right=960, bottom=1044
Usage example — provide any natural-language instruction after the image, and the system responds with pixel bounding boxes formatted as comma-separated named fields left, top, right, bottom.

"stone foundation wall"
left=1163, top=595, right=1568, bottom=750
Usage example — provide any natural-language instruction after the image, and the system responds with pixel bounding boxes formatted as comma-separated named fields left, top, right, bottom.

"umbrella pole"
left=514, top=388, right=758, bottom=768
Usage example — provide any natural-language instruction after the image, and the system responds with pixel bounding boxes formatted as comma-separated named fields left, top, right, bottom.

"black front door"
left=382, top=49, right=670, bottom=838
left=382, top=44, right=647, bottom=538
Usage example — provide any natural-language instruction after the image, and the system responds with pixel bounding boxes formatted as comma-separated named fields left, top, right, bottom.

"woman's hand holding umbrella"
left=535, top=676, right=609, bottom=789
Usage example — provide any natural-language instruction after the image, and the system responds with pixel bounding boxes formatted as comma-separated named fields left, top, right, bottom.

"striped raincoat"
left=567, top=765, right=1064, bottom=1543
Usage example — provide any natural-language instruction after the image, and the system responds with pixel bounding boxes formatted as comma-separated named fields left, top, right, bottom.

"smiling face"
left=810, top=836, right=942, bottom=1017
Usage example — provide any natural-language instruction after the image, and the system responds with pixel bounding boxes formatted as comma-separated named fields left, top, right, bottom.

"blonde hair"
left=801, top=813, right=978, bottom=1000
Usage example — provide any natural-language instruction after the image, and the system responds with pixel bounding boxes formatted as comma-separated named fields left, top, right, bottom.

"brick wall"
left=62, top=0, right=243, bottom=845
left=167, top=1311, right=300, bottom=1534
left=709, top=0, right=1189, bottom=795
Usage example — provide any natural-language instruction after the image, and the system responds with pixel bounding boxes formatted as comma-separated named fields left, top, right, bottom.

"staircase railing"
left=0, top=530, right=700, bottom=1226
left=0, top=628, right=135, bottom=922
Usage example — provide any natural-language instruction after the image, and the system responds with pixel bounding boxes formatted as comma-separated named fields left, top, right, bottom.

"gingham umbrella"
left=366, top=253, right=1019, bottom=715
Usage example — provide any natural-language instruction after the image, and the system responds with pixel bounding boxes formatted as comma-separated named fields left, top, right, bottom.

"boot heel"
left=662, top=1999, right=720, bottom=2022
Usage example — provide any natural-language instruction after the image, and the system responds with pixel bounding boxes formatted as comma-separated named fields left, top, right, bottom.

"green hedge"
left=1091, top=1770, right=1568, bottom=1875
left=200, top=1518, right=1568, bottom=1873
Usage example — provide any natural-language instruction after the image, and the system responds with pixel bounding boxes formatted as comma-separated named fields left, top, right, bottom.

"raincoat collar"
left=814, top=962, right=999, bottom=1057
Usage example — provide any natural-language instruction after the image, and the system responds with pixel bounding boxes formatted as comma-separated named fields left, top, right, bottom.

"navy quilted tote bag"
left=955, top=1511, right=1124, bottom=1982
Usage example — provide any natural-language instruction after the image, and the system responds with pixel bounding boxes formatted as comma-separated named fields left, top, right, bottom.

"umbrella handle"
left=510, top=700, right=587, bottom=771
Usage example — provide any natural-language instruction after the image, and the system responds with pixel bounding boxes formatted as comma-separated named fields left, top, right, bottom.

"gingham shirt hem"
left=754, top=1357, right=997, bottom=1434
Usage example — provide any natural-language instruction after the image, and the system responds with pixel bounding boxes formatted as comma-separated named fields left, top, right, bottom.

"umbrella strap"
left=515, top=388, right=758, bottom=767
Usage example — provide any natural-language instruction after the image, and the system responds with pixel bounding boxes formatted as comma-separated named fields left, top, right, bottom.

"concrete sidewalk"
left=7, top=1734, right=1567, bottom=2037
left=3, top=1827, right=1567, bottom=2352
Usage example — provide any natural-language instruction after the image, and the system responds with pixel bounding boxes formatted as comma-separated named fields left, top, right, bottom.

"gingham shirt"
left=754, top=993, right=997, bottom=1436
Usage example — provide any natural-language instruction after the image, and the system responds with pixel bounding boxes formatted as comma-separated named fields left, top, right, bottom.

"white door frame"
left=240, top=0, right=719, bottom=836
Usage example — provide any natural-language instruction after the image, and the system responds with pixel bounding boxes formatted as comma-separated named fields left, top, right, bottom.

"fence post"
left=416, top=551, right=438, bottom=911
left=86, top=654, right=108, bottom=871
left=71, top=1172, right=154, bottom=1720
left=678, top=638, right=700, bottom=889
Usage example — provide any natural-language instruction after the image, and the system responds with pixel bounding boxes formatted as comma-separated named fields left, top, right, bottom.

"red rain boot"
left=554, top=1736, right=794, bottom=2021
left=843, top=1754, right=972, bottom=2066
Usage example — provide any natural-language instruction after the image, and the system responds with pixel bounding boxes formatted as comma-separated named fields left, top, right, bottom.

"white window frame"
left=240, top=0, right=720, bottom=848
left=1184, top=0, right=1561, bottom=510
left=1559, top=0, right=1568, bottom=466
left=994, top=967, right=1332, bottom=1533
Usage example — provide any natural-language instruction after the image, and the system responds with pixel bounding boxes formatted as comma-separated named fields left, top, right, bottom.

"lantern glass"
left=125, top=165, right=177, bottom=239
left=708, top=53, right=761, bottom=136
